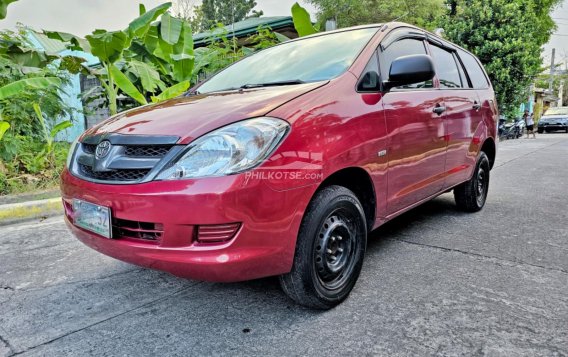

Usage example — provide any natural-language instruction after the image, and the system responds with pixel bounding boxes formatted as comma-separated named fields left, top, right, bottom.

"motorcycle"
left=498, top=118, right=524, bottom=140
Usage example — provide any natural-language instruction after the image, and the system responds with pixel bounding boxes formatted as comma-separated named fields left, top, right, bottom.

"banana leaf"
left=128, top=2, right=172, bottom=38
left=291, top=2, right=318, bottom=37
left=151, top=80, right=190, bottom=103
left=109, top=64, right=148, bottom=105
left=0, top=77, right=61, bottom=101
left=160, top=12, right=184, bottom=45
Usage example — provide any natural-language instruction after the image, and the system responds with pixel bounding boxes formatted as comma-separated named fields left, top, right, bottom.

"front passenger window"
left=379, top=38, right=433, bottom=90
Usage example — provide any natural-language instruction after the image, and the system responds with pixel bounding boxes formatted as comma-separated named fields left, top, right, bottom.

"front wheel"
left=537, top=128, right=544, bottom=134
left=454, top=152, right=490, bottom=212
left=279, top=186, right=367, bottom=309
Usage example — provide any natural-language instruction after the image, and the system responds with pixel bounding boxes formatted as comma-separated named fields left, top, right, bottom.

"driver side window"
left=379, top=38, right=433, bottom=90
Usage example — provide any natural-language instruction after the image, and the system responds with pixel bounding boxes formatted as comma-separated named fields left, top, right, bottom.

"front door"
left=378, top=37, right=447, bottom=215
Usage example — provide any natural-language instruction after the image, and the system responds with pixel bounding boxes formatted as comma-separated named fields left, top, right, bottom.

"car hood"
left=83, top=82, right=327, bottom=144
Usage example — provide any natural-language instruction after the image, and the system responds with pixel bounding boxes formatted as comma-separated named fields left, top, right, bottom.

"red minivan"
left=61, top=22, right=498, bottom=309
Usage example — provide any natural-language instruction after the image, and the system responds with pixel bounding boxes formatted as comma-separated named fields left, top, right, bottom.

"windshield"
left=544, top=107, right=568, bottom=116
left=197, top=28, right=378, bottom=94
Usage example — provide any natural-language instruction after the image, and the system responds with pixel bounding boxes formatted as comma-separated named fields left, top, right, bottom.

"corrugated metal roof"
left=193, top=16, right=294, bottom=45
left=29, top=32, right=67, bottom=53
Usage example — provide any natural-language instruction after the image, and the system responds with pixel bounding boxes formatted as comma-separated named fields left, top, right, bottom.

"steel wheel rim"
left=476, top=167, right=487, bottom=206
left=314, top=209, right=358, bottom=290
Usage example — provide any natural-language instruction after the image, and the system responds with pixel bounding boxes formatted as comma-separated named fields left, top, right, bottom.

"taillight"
left=196, top=223, right=240, bottom=244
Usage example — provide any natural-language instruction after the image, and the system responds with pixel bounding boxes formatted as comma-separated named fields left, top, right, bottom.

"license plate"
left=73, top=199, right=112, bottom=238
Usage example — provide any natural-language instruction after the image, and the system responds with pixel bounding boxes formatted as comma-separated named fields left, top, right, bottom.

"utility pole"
left=549, top=48, right=555, bottom=95
left=559, top=80, right=565, bottom=107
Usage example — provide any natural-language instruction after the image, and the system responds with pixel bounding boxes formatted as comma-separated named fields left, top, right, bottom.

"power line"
left=551, top=33, right=568, bottom=37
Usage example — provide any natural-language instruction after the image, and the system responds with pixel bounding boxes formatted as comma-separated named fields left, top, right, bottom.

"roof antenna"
left=390, top=12, right=409, bottom=23
left=391, top=0, right=411, bottom=23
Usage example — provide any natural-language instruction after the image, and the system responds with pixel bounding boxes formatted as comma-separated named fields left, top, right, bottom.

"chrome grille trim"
left=69, top=134, right=183, bottom=185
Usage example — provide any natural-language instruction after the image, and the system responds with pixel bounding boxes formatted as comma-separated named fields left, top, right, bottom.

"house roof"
left=193, top=16, right=294, bottom=45
left=29, top=32, right=67, bottom=54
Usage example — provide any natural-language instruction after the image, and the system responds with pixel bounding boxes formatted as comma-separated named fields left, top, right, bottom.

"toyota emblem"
left=95, top=140, right=112, bottom=159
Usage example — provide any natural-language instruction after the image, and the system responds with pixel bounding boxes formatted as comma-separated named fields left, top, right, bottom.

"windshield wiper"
left=239, top=79, right=306, bottom=89
left=198, top=80, right=306, bottom=95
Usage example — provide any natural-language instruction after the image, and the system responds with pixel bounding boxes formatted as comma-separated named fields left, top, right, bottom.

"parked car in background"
left=61, top=22, right=498, bottom=309
left=537, top=107, right=568, bottom=133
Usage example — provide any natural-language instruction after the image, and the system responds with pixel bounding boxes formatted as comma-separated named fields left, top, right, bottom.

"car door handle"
left=433, top=105, right=446, bottom=115
left=472, top=101, right=481, bottom=110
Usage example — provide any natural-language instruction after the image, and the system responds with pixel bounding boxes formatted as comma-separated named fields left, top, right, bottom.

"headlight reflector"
left=156, top=117, right=289, bottom=180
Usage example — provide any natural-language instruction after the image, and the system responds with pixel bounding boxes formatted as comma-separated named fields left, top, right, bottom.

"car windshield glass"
left=544, top=107, right=568, bottom=116
left=197, top=28, right=378, bottom=94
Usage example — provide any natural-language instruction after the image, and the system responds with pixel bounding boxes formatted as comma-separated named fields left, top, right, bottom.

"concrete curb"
left=0, top=197, right=63, bottom=226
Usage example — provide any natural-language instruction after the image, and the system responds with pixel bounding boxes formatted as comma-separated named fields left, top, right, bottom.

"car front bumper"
left=60, top=169, right=315, bottom=282
left=538, top=123, right=568, bottom=131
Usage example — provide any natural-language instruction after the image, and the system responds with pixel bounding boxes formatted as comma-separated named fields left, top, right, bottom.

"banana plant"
left=33, top=103, right=72, bottom=155
left=45, top=2, right=195, bottom=115
left=291, top=2, right=319, bottom=37
left=0, top=0, right=17, bottom=20
left=0, top=77, right=61, bottom=140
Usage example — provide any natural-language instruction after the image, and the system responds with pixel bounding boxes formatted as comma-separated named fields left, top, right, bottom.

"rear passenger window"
left=458, top=50, right=489, bottom=89
left=429, top=45, right=462, bottom=89
left=380, top=38, right=433, bottom=90
left=454, top=53, right=471, bottom=88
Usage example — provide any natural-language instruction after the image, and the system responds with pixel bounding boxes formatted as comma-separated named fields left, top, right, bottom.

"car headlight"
left=155, top=117, right=289, bottom=180
left=66, top=138, right=79, bottom=168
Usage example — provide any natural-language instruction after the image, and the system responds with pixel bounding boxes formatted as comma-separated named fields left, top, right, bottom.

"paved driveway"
left=1, top=134, right=567, bottom=356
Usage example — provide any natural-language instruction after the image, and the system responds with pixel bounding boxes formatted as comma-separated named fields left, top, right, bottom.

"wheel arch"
left=481, top=138, right=496, bottom=169
left=315, top=167, right=376, bottom=231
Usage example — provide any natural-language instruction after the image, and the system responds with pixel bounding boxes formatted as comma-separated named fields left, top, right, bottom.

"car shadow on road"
left=185, top=195, right=465, bottom=312
left=367, top=194, right=462, bottom=249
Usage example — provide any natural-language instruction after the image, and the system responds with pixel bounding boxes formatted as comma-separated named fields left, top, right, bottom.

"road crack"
left=0, top=333, right=15, bottom=356
left=493, top=139, right=565, bottom=169
left=391, top=238, right=568, bottom=275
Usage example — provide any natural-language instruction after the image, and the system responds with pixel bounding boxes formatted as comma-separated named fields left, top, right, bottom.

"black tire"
left=279, top=185, right=367, bottom=309
left=454, top=152, right=490, bottom=212
left=537, top=128, right=543, bottom=134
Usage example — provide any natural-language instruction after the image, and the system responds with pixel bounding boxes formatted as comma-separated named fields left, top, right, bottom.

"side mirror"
left=357, top=71, right=381, bottom=92
left=384, top=54, right=435, bottom=91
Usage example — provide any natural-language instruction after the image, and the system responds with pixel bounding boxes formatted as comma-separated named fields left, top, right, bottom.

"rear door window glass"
left=429, top=45, right=462, bottom=89
left=457, top=50, right=489, bottom=89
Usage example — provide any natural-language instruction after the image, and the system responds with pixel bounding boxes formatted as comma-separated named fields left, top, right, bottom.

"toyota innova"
left=61, top=22, right=498, bottom=309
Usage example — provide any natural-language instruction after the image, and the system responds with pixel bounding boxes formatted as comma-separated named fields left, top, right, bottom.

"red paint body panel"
left=82, top=82, right=327, bottom=144
left=61, top=169, right=315, bottom=282
left=61, top=23, right=497, bottom=282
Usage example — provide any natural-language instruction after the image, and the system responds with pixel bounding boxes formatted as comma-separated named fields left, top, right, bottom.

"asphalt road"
left=1, top=134, right=567, bottom=356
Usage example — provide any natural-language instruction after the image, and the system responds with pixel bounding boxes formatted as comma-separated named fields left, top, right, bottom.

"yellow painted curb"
left=0, top=197, right=63, bottom=225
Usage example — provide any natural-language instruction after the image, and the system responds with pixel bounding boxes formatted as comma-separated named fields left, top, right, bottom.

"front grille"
left=73, top=135, right=180, bottom=184
left=113, top=218, right=164, bottom=242
left=83, top=143, right=96, bottom=154
left=124, top=145, right=172, bottom=157
left=79, top=164, right=150, bottom=182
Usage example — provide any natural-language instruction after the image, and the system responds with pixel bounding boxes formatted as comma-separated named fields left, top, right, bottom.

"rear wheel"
left=279, top=185, right=367, bottom=309
left=537, top=128, right=544, bottom=134
left=454, top=152, right=490, bottom=212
